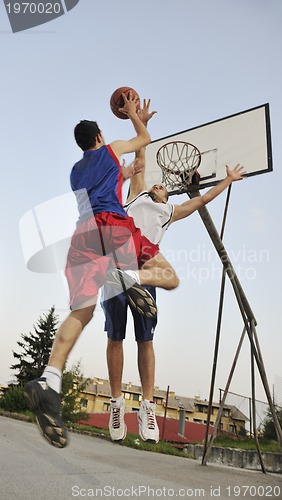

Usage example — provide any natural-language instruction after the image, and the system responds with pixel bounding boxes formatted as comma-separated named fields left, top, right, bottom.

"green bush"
left=0, top=385, right=29, bottom=413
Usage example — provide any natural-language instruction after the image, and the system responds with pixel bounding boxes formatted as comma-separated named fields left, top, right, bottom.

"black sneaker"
left=25, top=378, right=68, bottom=448
left=106, top=269, right=157, bottom=318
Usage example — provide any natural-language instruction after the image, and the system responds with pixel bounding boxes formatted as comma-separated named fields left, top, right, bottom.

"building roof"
left=82, top=377, right=248, bottom=421
left=79, top=412, right=215, bottom=444
left=227, top=405, right=250, bottom=422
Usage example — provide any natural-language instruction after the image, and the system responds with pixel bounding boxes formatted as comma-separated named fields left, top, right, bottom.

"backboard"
left=145, top=103, right=272, bottom=194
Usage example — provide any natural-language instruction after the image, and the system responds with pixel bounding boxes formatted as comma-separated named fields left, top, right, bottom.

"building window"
left=80, top=398, right=88, bottom=408
left=193, top=418, right=203, bottom=423
left=132, top=407, right=139, bottom=412
left=153, top=397, right=163, bottom=405
left=103, top=403, right=110, bottom=411
left=195, top=404, right=208, bottom=413
left=123, top=392, right=131, bottom=400
left=222, top=409, right=230, bottom=417
left=133, top=393, right=141, bottom=401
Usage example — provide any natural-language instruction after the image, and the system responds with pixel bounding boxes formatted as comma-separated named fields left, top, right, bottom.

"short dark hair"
left=74, top=120, right=101, bottom=151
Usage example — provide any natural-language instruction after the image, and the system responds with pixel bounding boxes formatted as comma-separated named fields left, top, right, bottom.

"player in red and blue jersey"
left=25, top=93, right=179, bottom=448
left=70, top=134, right=127, bottom=221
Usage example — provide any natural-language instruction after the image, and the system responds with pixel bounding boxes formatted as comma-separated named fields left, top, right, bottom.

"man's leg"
left=137, top=340, right=159, bottom=444
left=49, top=306, right=95, bottom=371
left=106, top=252, right=179, bottom=319
left=133, top=288, right=159, bottom=445
left=25, top=304, right=95, bottom=448
left=103, top=290, right=128, bottom=441
left=139, top=252, right=179, bottom=290
left=137, top=340, right=155, bottom=401
left=107, top=339, right=124, bottom=398
left=107, top=340, right=127, bottom=441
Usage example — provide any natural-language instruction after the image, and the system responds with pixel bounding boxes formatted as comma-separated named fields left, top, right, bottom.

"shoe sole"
left=25, top=383, right=68, bottom=448
left=107, top=270, right=157, bottom=318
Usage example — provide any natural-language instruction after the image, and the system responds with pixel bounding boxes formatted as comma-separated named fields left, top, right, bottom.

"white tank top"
left=124, top=191, right=174, bottom=245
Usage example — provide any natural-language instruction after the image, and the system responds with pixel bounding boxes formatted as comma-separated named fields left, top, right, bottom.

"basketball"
left=110, top=86, right=140, bottom=120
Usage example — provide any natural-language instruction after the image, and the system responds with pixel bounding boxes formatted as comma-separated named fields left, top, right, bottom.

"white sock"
left=111, top=395, right=124, bottom=403
left=124, top=270, right=140, bottom=284
left=42, top=366, right=62, bottom=393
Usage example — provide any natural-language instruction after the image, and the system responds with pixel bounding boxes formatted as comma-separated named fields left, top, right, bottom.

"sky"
left=1, top=0, right=282, bottom=408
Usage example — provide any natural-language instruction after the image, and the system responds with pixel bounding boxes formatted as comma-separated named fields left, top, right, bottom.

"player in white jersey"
left=102, top=101, right=245, bottom=444
left=123, top=190, right=174, bottom=245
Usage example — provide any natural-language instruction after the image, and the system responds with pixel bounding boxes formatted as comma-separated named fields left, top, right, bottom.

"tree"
left=61, top=361, right=90, bottom=423
left=262, top=405, right=282, bottom=441
left=0, top=385, right=28, bottom=413
left=2, top=308, right=91, bottom=423
left=10, top=306, right=58, bottom=385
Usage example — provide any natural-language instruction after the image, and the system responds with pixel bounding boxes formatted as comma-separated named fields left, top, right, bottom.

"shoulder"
left=125, top=190, right=149, bottom=207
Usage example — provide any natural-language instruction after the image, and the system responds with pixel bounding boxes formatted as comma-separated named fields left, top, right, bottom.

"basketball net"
left=156, top=141, right=201, bottom=191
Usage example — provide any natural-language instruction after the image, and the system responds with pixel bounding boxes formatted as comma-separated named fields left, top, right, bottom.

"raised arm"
left=126, top=99, right=157, bottom=202
left=170, top=164, right=246, bottom=223
left=110, top=93, right=151, bottom=158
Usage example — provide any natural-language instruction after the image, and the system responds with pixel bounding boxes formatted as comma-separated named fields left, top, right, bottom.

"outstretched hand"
left=121, top=158, right=145, bottom=180
left=119, top=91, right=140, bottom=118
left=226, top=164, right=246, bottom=181
left=137, top=99, right=157, bottom=126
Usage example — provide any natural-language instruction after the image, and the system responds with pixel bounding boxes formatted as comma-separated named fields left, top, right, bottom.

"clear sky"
left=1, top=0, right=282, bottom=407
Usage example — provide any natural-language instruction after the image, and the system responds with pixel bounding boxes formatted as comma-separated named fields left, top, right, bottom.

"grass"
left=213, top=434, right=280, bottom=453
left=70, top=423, right=192, bottom=458
left=1, top=411, right=281, bottom=456
left=123, top=433, right=192, bottom=457
left=0, top=409, right=35, bottom=422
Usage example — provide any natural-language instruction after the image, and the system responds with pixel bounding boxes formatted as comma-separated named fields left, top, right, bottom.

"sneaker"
left=138, top=400, right=159, bottom=443
left=106, top=269, right=157, bottom=318
left=25, top=377, right=68, bottom=448
left=109, top=397, right=127, bottom=441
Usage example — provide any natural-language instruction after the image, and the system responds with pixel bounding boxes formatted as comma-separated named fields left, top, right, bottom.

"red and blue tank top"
left=70, top=145, right=126, bottom=222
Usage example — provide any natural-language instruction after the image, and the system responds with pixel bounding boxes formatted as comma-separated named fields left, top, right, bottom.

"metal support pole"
left=161, top=385, right=170, bottom=440
left=249, top=397, right=252, bottom=438
left=189, top=190, right=256, bottom=324
left=188, top=190, right=282, bottom=464
left=202, top=186, right=232, bottom=463
left=202, top=327, right=247, bottom=464
left=250, top=334, right=266, bottom=473
left=251, top=320, right=282, bottom=447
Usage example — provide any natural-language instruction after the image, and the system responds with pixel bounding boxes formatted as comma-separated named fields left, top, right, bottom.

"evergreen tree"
left=10, top=306, right=58, bottom=385
left=62, top=361, right=90, bottom=423
left=0, top=385, right=28, bottom=413
left=2, top=308, right=90, bottom=422
left=262, top=404, right=282, bottom=441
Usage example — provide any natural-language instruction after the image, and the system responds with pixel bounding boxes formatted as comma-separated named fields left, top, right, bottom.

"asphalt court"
left=0, top=416, right=281, bottom=499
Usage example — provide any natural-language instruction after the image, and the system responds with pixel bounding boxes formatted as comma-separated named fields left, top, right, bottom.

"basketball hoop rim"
left=156, top=140, right=202, bottom=170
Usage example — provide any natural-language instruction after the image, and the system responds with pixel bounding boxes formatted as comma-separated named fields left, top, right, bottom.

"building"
left=78, top=377, right=248, bottom=435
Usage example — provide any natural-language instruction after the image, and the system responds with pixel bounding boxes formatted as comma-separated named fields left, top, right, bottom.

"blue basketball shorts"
left=101, top=284, right=157, bottom=342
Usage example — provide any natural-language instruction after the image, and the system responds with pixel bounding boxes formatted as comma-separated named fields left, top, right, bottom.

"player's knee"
left=71, top=305, right=95, bottom=326
left=82, top=305, right=95, bottom=325
left=171, top=273, right=180, bottom=289
left=166, top=269, right=179, bottom=289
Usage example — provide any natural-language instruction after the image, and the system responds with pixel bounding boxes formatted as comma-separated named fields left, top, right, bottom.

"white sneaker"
left=138, top=400, right=159, bottom=443
left=109, top=397, right=127, bottom=441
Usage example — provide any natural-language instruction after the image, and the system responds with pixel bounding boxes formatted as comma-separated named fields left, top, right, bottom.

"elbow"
left=144, top=130, right=151, bottom=146
left=139, top=132, right=151, bottom=150
left=199, top=194, right=210, bottom=207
